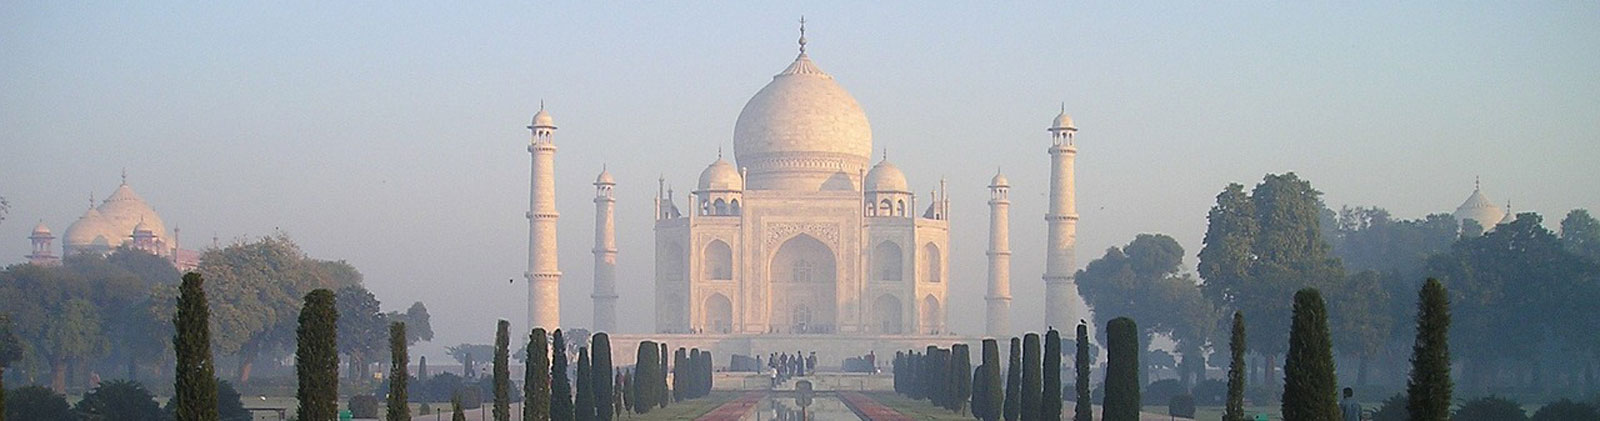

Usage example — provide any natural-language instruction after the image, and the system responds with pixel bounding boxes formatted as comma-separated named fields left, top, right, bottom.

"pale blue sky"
left=3, top=2, right=1597, bottom=360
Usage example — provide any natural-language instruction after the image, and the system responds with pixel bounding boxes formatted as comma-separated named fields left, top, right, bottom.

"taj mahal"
left=518, top=23, right=1091, bottom=366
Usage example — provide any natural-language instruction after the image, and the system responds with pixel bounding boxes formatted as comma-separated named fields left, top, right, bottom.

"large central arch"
left=770, top=234, right=837, bottom=333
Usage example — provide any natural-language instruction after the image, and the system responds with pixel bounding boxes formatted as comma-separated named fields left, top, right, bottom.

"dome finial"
left=120, top=168, right=127, bottom=185
left=881, top=148, right=887, bottom=162
left=798, top=16, right=807, bottom=54
left=1474, top=175, right=1481, bottom=191
left=718, top=146, right=723, bottom=159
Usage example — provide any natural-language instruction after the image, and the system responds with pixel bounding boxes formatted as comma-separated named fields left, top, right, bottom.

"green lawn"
left=617, top=391, right=745, bottom=420
left=1188, top=405, right=1280, bottom=420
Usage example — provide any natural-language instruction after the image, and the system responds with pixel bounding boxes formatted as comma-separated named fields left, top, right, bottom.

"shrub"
left=6, top=386, right=74, bottom=421
left=1143, top=378, right=1185, bottom=404
left=74, top=379, right=167, bottom=421
left=1369, top=393, right=1406, bottom=421
left=349, top=394, right=379, bottom=418
left=1531, top=399, right=1600, bottom=421
left=1167, top=394, right=1196, bottom=418
left=1453, top=396, right=1527, bottom=421
left=1191, top=379, right=1227, bottom=406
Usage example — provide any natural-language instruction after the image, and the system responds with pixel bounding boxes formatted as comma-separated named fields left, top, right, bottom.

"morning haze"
left=2, top=1, right=1597, bottom=366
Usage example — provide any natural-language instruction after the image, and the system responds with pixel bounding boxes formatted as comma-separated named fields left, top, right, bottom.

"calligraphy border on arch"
left=764, top=222, right=841, bottom=250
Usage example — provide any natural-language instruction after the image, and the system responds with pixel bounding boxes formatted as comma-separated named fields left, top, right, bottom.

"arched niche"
left=704, top=240, right=733, bottom=280
left=874, top=241, right=903, bottom=281
left=873, top=294, right=903, bottom=334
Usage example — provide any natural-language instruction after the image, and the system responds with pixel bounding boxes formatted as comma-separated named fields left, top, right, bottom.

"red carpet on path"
left=695, top=392, right=766, bottom=421
left=837, top=392, right=913, bottom=421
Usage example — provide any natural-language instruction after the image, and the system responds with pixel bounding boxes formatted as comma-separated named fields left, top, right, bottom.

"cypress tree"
left=700, top=351, right=713, bottom=398
left=658, top=343, right=669, bottom=408
left=524, top=328, right=550, bottom=421
left=493, top=320, right=511, bottom=421
left=952, top=344, right=972, bottom=414
left=1043, top=329, right=1062, bottom=421
left=419, top=356, right=428, bottom=381
left=550, top=329, right=573, bottom=421
left=1281, top=288, right=1338, bottom=421
left=1021, top=333, right=1042, bottom=420
left=1004, top=338, right=1022, bottom=421
left=1103, top=317, right=1140, bottom=421
left=973, top=364, right=988, bottom=418
left=574, top=347, right=593, bottom=421
left=979, top=339, right=1003, bottom=421
left=1406, top=279, right=1452, bottom=421
left=451, top=393, right=466, bottom=421
left=174, top=272, right=219, bottom=421
left=1224, top=312, right=1247, bottom=421
left=672, top=348, right=686, bottom=402
left=590, top=333, right=614, bottom=421
left=296, top=289, right=339, bottom=421
left=388, top=322, right=410, bottom=421
left=612, top=371, right=623, bottom=417
left=1075, top=323, right=1092, bottom=421
left=633, top=341, right=656, bottom=413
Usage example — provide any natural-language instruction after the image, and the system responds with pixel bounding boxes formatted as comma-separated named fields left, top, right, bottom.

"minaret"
left=985, top=171, right=1012, bottom=337
left=526, top=104, right=561, bottom=330
left=1044, top=107, right=1084, bottom=331
left=591, top=167, right=619, bottom=333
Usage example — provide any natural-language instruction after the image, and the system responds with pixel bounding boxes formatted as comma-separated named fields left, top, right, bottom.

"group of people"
left=761, top=351, right=818, bottom=387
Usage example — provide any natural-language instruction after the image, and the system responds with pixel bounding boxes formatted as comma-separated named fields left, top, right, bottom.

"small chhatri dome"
left=697, top=158, right=743, bottom=191
left=1050, top=107, right=1075, bottom=131
left=595, top=167, right=615, bottom=185
left=133, top=220, right=152, bottom=234
left=864, top=158, right=909, bottom=193
left=990, top=171, right=1009, bottom=188
left=530, top=104, right=556, bottom=129
left=32, top=221, right=51, bottom=235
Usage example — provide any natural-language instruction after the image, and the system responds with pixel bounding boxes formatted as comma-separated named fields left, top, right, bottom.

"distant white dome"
left=697, top=158, right=743, bottom=191
left=864, top=159, right=908, bottom=193
left=64, top=182, right=169, bottom=252
left=733, top=51, right=872, bottom=191
left=1453, top=187, right=1505, bottom=231
left=31, top=221, right=51, bottom=236
left=64, top=208, right=117, bottom=250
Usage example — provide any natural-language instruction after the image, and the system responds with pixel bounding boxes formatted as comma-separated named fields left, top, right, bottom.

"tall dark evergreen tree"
left=574, top=347, right=593, bottom=421
left=1004, top=338, right=1022, bottom=421
left=493, top=320, right=511, bottom=421
left=590, top=333, right=614, bottom=421
left=173, top=272, right=219, bottom=421
left=632, top=341, right=657, bottom=413
left=296, top=288, right=339, bottom=421
left=1043, top=329, right=1062, bottom=420
left=550, top=329, right=573, bottom=421
left=1021, top=333, right=1042, bottom=420
left=1103, top=317, right=1140, bottom=421
left=672, top=348, right=686, bottom=402
left=388, top=322, right=410, bottom=421
left=1074, top=323, right=1092, bottom=421
left=1281, top=288, right=1338, bottom=421
left=1224, top=312, right=1246, bottom=421
left=1406, top=279, right=1452, bottom=421
left=951, top=344, right=972, bottom=414
left=657, top=343, right=669, bottom=409
left=524, top=327, right=550, bottom=421
left=978, top=339, right=1003, bottom=421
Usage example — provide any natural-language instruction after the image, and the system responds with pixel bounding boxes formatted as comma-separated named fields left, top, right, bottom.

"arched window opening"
left=922, top=243, right=942, bottom=283
left=713, top=198, right=728, bottom=215
left=704, top=240, right=733, bottom=280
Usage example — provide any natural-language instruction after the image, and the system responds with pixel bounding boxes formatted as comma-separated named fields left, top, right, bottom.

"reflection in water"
left=751, top=393, right=862, bottom=421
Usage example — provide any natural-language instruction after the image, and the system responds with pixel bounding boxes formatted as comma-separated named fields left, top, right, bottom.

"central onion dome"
left=64, top=182, right=170, bottom=253
left=733, top=36, right=872, bottom=191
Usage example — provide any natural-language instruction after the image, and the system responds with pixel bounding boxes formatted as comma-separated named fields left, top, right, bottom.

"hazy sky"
left=3, top=2, right=1597, bottom=361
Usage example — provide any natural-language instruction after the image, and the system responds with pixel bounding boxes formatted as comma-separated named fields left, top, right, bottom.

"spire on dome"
left=798, top=16, right=807, bottom=54
left=121, top=168, right=127, bottom=185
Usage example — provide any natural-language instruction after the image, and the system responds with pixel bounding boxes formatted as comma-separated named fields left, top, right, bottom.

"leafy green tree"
left=1077, top=234, right=1215, bottom=386
left=1281, top=289, right=1337, bottom=421
left=295, top=288, right=339, bottom=421
left=1561, top=209, right=1600, bottom=262
left=551, top=329, right=573, bottom=421
left=173, top=272, right=218, bottom=421
left=493, top=320, right=511, bottom=421
left=4, top=386, right=72, bottom=421
left=1325, top=270, right=1391, bottom=385
left=524, top=327, right=550, bottom=421
left=574, top=347, right=593, bottom=421
left=1531, top=399, right=1600, bottom=421
left=1453, top=396, right=1526, bottom=421
left=386, top=302, right=434, bottom=347
left=590, top=333, right=613, bottom=421
left=74, top=379, right=165, bottom=421
left=1368, top=393, right=1406, bottom=421
left=1103, top=317, right=1140, bottom=421
left=1074, top=323, right=1092, bottom=421
left=215, top=380, right=249, bottom=421
left=1004, top=338, right=1021, bottom=421
left=446, top=344, right=494, bottom=377
left=197, top=235, right=339, bottom=383
left=46, top=298, right=109, bottom=392
left=388, top=322, right=411, bottom=421
left=1020, top=333, right=1041, bottom=420
left=978, top=339, right=1003, bottom=421
left=336, top=285, right=388, bottom=381
left=0, top=314, right=23, bottom=421
left=1224, top=312, right=1246, bottom=421
left=1199, top=175, right=1344, bottom=388
left=1406, top=279, right=1451, bottom=421
left=1042, top=329, right=1062, bottom=420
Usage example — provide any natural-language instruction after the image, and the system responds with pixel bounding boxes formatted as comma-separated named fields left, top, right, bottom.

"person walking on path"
left=1339, top=387, right=1362, bottom=421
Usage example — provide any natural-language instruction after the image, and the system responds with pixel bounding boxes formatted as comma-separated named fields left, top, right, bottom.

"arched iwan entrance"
left=873, top=294, right=903, bottom=334
left=704, top=293, right=733, bottom=334
left=770, top=234, right=837, bottom=333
